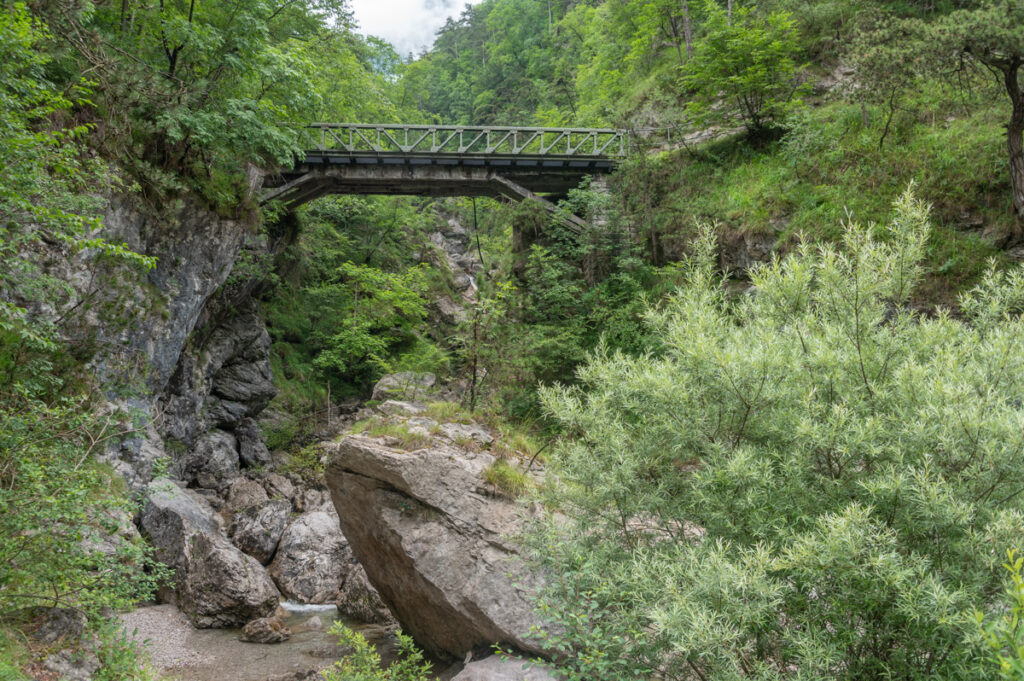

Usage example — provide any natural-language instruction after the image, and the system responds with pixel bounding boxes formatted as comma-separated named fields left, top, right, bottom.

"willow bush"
left=530, top=189, right=1024, bottom=680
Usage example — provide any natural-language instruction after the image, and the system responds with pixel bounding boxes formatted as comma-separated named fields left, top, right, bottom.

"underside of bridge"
left=261, top=153, right=613, bottom=230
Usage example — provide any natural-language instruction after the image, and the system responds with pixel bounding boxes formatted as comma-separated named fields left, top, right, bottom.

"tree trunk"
left=681, top=0, right=694, bottom=60
left=1006, top=59, right=1024, bottom=222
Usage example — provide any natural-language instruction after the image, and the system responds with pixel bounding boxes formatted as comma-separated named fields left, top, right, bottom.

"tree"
left=937, top=1, right=1024, bottom=222
left=0, top=2, right=164, bottom=622
left=530, top=189, right=1024, bottom=680
left=682, top=1, right=808, bottom=137
left=852, top=0, right=1024, bottom=223
left=39, top=0, right=389, bottom=204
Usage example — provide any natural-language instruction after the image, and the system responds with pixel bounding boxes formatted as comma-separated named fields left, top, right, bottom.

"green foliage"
left=977, top=549, right=1024, bottom=680
left=455, top=192, right=656, bottom=419
left=0, top=393, right=169, bottom=617
left=37, top=0, right=406, bottom=205
left=0, top=6, right=165, bottom=651
left=683, top=2, right=809, bottom=135
left=530, top=190, right=1024, bottom=680
left=0, top=3, right=155, bottom=381
left=278, top=443, right=326, bottom=478
left=263, top=197, right=447, bottom=412
left=359, top=419, right=433, bottom=451
left=92, top=619, right=161, bottom=681
left=483, top=459, right=530, bottom=497
left=320, top=622, right=432, bottom=681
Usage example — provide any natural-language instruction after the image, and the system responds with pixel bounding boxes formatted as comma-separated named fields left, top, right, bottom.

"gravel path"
left=119, top=604, right=462, bottom=681
left=120, top=605, right=216, bottom=671
left=118, top=604, right=342, bottom=681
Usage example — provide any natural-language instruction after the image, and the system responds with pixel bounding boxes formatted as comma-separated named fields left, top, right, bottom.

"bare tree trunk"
left=664, top=14, right=685, bottom=67
left=1006, top=60, right=1024, bottom=222
left=726, top=0, right=733, bottom=24
left=681, top=0, right=694, bottom=60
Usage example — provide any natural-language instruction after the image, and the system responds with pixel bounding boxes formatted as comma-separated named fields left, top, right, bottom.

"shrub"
left=320, top=622, right=432, bottom=681
left=530, top=189, right=1024, bottom=680
left=484, top=460, right=530, bottom=497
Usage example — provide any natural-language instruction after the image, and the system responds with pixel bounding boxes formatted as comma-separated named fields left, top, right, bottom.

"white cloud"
left=349, top=0, right=479, bottom=57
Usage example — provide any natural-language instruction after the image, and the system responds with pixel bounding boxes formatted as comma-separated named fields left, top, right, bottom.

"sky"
left=349, top=0, right=480, bottom=57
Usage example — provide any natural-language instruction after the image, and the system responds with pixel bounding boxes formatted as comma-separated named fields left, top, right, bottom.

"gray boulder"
left=177, top=532, right=281, bottom=628
left=28, top=608, right=87, bottom=645
left=225, top=477, right=270, bottom=514
left=236, top=417, right=271, bottom=467
left=140, top=479, right=280, bottom=628
left=336, top=564, right=395, bottom=625
left=440, top=422, right=493, bottom=446
left=240, top=616, right=291, bottom=643
left=42, top=648, right=100, bottom=681
left=263, top=473, right=297, bottom=505
left=378, top=400, right=426, bottom=416
left=140, top=479, right=220, bottom=558
left=370, top=372, right=436, bottom=402
left=184, top=429, right=240, bottom=491
left=453, top=656, right=557, bottom=681
left=230, top=500, right=291, bottom=564
left=325, top=436, right=547, bottom=658
left=269, top=511, right=353, bottom=603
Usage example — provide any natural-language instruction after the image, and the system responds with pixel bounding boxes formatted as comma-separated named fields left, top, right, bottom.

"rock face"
left=269, top=510, right=354, bottom=604
left=140, top=479, right=280, bottom=627
left=325, top=435, right=546, bottom=658
left=718, top=229, right=777, bottom=278
left=453, top=656, right=557, bottom=681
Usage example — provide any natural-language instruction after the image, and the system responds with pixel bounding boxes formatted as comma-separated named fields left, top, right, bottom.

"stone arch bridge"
left=261, top=123, right=628, bottom=229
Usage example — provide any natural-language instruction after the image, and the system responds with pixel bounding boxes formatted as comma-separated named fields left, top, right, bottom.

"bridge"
left=261, top=123, right=628, bottom=228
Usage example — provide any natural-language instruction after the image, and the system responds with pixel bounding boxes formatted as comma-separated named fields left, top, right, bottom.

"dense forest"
left=4, top=0, right=1024, bottom=678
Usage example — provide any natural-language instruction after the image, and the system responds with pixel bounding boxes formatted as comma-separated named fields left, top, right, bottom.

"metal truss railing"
left=307, top=123, right=628, bottom=157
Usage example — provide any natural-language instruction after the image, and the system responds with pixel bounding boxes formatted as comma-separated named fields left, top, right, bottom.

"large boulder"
left=268, top=510, right=353, bottom=603
left=453, top=656, right=557, bottom=681
left=140, top=479, right=280, bottom=628
left=177, top=532, right=282, bottom=628
left=230, top=499, right=291, bottom=564
left=325, top=435, right=547, bottom=658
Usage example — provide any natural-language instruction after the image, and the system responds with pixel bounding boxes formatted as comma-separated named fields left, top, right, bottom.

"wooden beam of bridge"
left=261, top=123, right=627, bottom=229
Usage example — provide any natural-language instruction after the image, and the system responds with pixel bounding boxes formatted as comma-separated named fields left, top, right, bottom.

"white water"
left=467, top=274, right=478, bottom=293
left=280, top=600, right=340, bottom=615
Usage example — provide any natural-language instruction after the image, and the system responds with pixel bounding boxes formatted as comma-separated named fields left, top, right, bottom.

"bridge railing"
left=306, top=123, right=628, bottom=158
